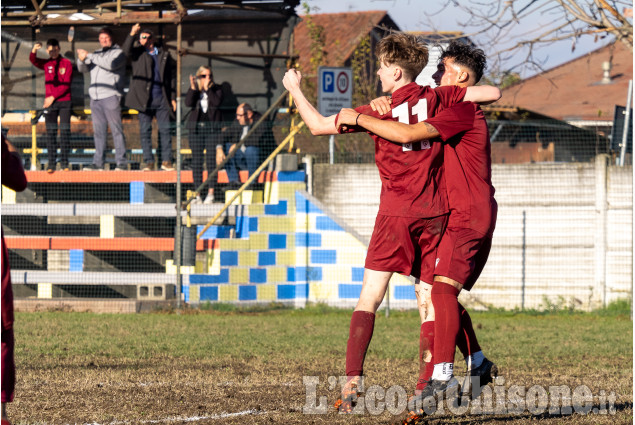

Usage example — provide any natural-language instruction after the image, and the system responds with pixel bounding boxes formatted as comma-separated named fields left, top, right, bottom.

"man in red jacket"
left=1, top=134, right=28, bottom=425
left=29, top=38, right=73, bottom=173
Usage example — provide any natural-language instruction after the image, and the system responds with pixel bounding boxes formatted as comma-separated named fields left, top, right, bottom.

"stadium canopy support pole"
left=30, top=110, right=38, bottom=170
left=175, top=21, right=183, bottom=310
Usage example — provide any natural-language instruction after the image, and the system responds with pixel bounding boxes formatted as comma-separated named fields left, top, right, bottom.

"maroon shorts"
left=365, top=214, right=448, bottom=282
left=434, top=227, right=492, bottom=291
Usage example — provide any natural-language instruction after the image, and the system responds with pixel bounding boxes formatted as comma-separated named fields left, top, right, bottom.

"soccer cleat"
left=413, top=377, right=429, bottom=396
left=61, top=162, right=70, bottom=171
left=161, top=161, right=175, bottom=171
left=407, top=377, right=459, bottom=415
left=334, top=376, right=362, bottom=413
left=462, top=358, right=498, bottom=399
left=203, top=194, right=214, bottom=204
left=46, top=166, right=54, bottom=174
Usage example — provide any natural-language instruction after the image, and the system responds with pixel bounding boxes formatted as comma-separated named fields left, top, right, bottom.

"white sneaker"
left=191, top=196, right=203, bottom=204
left=203, top=194, right=214, bottom=204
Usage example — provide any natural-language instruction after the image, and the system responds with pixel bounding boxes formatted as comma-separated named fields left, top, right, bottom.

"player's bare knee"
left=433, top=275, right=463, bottom=291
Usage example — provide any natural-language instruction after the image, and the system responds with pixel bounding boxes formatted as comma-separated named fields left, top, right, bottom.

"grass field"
left=6, top=302, right=633, bottom=424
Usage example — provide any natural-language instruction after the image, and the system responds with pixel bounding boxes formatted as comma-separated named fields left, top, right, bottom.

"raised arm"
left=29, top=43, right=46, bottom=70
left=282, top=69, right=337, bottom=136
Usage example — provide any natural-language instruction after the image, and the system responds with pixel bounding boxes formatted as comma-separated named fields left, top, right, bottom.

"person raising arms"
left=283, top=32, right=500, bottom=412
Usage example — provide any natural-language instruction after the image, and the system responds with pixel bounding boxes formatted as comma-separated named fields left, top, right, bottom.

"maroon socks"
left=456, top=302, right=481, bottom=358
left=416, top=321, right=435, bottom=391
left=345, top=310, right=376, bottom=378
left=431, top=283, right=460, bottom=380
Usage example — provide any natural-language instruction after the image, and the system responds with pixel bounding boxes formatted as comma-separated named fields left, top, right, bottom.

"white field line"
left=80, top=409, right=265, bottom=425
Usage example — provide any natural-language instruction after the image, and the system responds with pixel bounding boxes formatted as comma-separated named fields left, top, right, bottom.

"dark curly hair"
left=440, top=41, right=487, bottom=83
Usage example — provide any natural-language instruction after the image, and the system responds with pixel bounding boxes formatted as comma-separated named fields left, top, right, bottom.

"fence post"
left=301, top=155, right=314, bottom=195
left=329, top=135, right=335, bottom=164
left=594, top=154, right=609, bottom=309
left=521, top=210, right=526, bottom=311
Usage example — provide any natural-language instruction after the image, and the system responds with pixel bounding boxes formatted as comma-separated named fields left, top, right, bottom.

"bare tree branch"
left=425, top=0, right=632, bottom=78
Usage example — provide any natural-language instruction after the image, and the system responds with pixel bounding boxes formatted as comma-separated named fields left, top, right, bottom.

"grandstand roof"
left=499, top=41, right=633, bottom=123
left=0, top=1, right=300, bottom=26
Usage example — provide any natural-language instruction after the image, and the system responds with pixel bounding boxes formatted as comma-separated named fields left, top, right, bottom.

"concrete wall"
left=312, top=158, right=633, bottom=310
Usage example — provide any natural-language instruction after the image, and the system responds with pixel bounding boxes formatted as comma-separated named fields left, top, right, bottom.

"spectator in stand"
left=29, top=39, right=73, bottom=173
left=185, top=66, right=223, bottom=204
left=1, top=135, right=28, bottom=425
left=77, top=27, right=128, bottom=171
left=123, top=24, right=177, bottom=171
left=219, top=103, right=275, bottom=183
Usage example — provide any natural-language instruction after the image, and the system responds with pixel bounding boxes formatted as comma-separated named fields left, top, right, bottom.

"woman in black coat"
left=185, top=66, right=223, bottom=203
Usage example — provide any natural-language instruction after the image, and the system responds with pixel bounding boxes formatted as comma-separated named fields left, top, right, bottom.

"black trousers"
left=189, top=121, right=220, bottom=191
left=43, top=100, right=71, bottom=167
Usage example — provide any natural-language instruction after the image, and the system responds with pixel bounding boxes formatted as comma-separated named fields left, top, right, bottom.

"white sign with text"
left=318, top=67, right=353, bottom=116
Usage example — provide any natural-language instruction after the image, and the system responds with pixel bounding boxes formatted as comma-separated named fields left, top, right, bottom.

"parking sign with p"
left=318, top=67, right=352, bottom=116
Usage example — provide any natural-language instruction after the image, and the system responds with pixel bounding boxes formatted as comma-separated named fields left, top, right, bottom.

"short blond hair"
left=376, top=32, right=428, bottom=82
left=195, top=65, right=213, bottom=90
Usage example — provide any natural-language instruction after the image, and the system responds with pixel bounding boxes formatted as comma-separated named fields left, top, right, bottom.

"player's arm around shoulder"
left=337, top=102, right=437, bottom=144
left=282, top=69, right=337, bottom=136
left=463, top=85, right=501, bottom=105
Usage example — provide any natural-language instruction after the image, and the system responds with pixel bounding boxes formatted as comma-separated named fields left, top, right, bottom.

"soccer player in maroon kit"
left=283, top=33, right=500, bottom=412
left=1, top=135, right=28, bottom=425
left=338, top=41, right=499, bottom=410
left=29, top=39, right=73, bottom=173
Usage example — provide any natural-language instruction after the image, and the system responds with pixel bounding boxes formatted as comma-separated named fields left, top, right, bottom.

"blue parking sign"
left=318, top=67, right=352, bottom=116
left=322, top=71, right=335, bottom=92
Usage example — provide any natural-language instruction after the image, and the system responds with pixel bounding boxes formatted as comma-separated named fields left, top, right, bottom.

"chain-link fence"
left=2, top=114, right=632, bottom=312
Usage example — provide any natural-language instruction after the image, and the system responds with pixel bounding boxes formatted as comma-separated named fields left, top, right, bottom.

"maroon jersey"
left=426, top=104, right=497, bottom=236
left=1, top=137, right=27, bottom=331
left=29, top=52, right=73, bottom=102
left=336, top=82, right=468, bottom=218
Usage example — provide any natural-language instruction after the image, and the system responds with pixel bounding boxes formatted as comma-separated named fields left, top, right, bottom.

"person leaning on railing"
left=29, top=39, right=73, bottom=173
left=185, top=66, right=223, bottom=204
left=77, top=27, right=128, bottom=171
left=218, top=103, right=276, bottom=184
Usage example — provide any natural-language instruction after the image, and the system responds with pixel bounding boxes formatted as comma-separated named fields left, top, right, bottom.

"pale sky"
left=301, top=0, right=614, bottom=78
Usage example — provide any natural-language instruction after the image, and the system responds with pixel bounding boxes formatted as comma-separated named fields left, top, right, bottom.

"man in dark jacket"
left=218, top=103, right=276, bottom=182
left=123, top=24, right=176, bottom=171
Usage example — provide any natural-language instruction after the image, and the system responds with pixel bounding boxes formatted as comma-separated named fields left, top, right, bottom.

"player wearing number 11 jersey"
left=282, top=32, right=500, bottom=413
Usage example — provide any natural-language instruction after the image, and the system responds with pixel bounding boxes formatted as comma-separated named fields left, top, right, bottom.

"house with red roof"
left=293, top=10, right=399, bottom=72
left=499, top=42, right=632, bottom=133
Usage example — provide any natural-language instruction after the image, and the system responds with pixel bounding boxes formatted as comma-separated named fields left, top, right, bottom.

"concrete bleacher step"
left=2, top=203, right=240, bottom=217
left=7, top=169, right=312, bottom=304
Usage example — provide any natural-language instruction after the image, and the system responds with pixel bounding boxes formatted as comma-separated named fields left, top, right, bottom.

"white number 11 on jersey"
left=392, top=99, right=429, bottom=152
